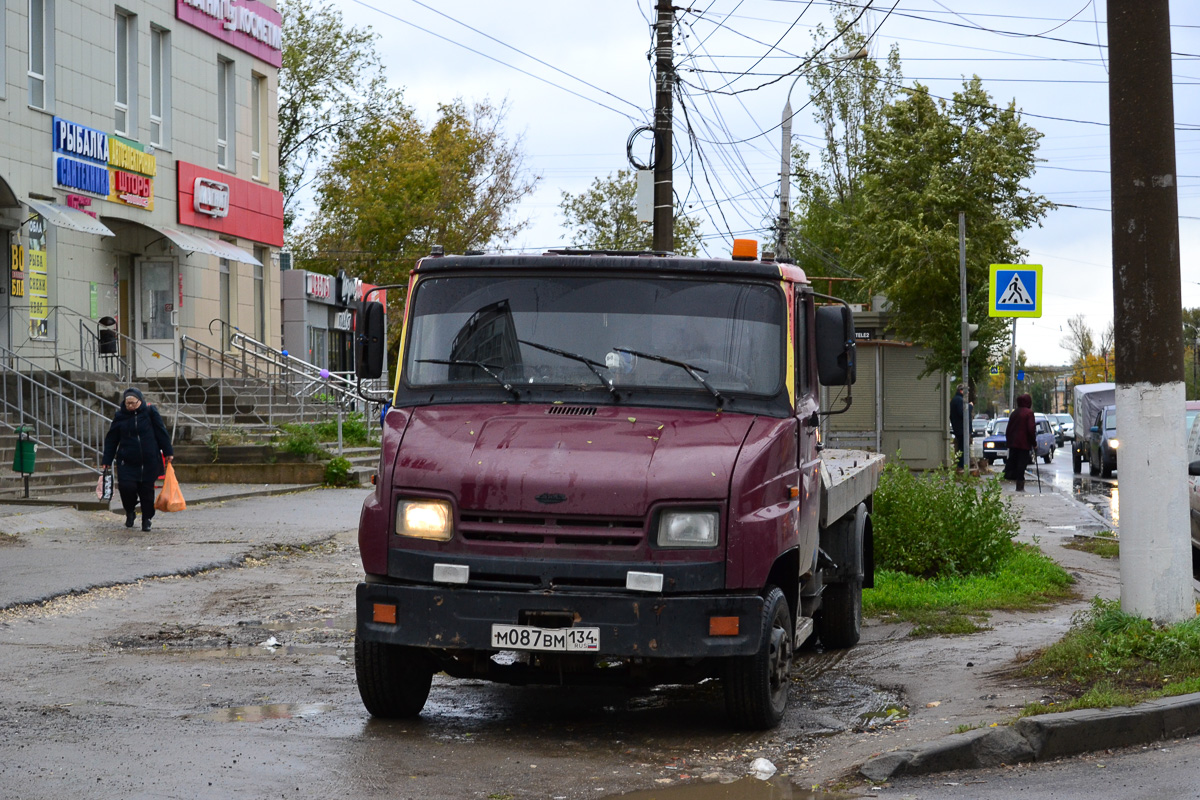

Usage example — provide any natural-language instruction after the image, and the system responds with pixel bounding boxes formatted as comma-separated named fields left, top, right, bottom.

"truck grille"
left=459, top=513, right=644, bottom=547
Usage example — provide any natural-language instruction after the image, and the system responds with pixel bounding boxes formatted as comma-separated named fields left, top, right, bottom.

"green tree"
left=279, top=0, right=399, bottom=232
left=1184, top=307, right=1200, bottom=399
left=558, top=170, right=703, bottom=255
left=786, top=12, right=901, bottom=295
left=850, top=79, right=1052, bottom=385
left=297, top=99, right=538, bottom=351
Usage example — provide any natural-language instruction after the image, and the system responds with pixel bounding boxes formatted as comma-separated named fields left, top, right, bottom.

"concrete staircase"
left=0, top=370, right=381, bottom=500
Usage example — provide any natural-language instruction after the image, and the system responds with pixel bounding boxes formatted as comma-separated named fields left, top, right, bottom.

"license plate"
left=490, top=624, right=600, bottom=652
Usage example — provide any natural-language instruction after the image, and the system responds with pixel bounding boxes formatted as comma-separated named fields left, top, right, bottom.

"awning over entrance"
left=24, top=199, right=115, bottom=236
left=153, top=225, right=262, bottom=266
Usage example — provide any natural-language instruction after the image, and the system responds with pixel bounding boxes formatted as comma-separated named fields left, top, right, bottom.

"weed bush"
left=312, top=412, right=370, bottom=446
left=324, top=456, right=355, bottom=486
left=277, top=424, right=326, bottom=457
left=872, top=461, right=1019, bottom=579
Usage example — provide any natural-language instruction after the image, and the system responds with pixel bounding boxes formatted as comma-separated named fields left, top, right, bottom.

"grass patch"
left=865, top=544, right=1074, bottom=636
left=1064, top=538, right=1119, bottom=559
left=1017, top=597, right=1200, bottom=714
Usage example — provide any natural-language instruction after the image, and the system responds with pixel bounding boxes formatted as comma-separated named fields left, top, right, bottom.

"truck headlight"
left=1109, top=439, right=1120, bottom=450
left=984, top=442, right=994, bottom=449
left=657, top=510, right=719, bottom=548
left=396, top=499, right=453, bottom=541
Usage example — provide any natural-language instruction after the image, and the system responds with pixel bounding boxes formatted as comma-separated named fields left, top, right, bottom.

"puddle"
left=163, top=643, right=349, bottom=660
left=237, top=615, right=355, bottom=633
left=193, top=702, right=335, bottom=723
left=599, top=777, right=845, bottom=799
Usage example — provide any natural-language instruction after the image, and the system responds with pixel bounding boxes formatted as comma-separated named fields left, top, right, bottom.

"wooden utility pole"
left=653, top=0, right=674, bottom=252
left=1108, top=0, right=1194, bottom=623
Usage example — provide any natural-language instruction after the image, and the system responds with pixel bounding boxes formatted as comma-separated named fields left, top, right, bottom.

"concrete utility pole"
left=1108, top=0, right=1194, bottom=623
left=652, top=0, right=674, bottom=253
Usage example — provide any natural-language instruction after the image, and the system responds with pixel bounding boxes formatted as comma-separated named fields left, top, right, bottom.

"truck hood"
left=391, top=405, right=757, bottom=517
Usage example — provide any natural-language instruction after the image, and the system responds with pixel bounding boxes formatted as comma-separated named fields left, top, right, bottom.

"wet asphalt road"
left=0, top=488, right=887, bottom=800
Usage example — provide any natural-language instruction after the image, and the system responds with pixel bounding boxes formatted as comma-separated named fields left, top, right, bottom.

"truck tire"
left=355, top=639, right=434, bottom=718
left=1090, top=454, right=1099, bottom=477
left=1101, top=460, right=1113, bottom=479
left=1073, top=447, right=1082, bottom=474
left=724, top=586, right=792, bottom=730
left=815, top=577, right=862, bottom=650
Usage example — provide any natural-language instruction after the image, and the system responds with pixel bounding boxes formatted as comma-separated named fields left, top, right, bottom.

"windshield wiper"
left=612, top=347, right=723, bottom=405
left=518, top=339, right=617, bottom=397
left=417, top=359, right=521, bottom=400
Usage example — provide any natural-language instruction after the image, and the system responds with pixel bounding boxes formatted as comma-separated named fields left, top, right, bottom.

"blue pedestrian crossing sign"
left=989, top=366, right=999, bottom=375
left=989, top=264, right=1042, bottom=318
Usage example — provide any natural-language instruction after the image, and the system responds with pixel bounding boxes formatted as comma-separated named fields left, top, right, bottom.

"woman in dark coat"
left=1004, top=393, right=1037, bottom=492
left=101, top=388, right=174, bottom=530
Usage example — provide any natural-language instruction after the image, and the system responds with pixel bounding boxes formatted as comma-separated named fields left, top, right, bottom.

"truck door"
left=795, top=291, right=821, bottom=548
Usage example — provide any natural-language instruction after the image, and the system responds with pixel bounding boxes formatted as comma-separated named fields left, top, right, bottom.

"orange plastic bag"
left=154, top=463, right=186, bottom=512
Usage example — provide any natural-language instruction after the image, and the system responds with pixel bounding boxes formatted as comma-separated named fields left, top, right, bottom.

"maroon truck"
left=352, top=247, right=883, bottom=729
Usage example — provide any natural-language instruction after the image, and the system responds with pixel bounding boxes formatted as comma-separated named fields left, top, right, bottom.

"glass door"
left=132, top=259, right=177, bottom=378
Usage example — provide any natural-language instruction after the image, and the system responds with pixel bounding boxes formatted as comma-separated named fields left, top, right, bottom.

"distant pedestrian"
left=949, top=384, right=970, bottom=469
left=1004, top=393, right=1037, bottom=491
left=101, top=388, right=174, bottom=530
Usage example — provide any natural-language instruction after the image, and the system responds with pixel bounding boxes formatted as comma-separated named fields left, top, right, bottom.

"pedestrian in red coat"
left=1004, top=393, right=1037, bottom=491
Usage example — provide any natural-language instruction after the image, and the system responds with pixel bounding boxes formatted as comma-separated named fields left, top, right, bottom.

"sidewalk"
left=838, top=486, right=1200, bottom=785
left=0, top=480, right=324, bottom=514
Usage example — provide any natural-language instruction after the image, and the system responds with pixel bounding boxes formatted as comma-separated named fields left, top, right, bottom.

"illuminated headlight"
left=984, top=442, right=995, bottom=449
left=1109, top=439, right=1120, bottom=450
left=396, top=499, right=453, bottom=540
left=657, top=510, right=719, bottom=548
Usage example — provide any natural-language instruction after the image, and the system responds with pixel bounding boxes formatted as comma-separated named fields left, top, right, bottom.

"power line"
left=400, top=0, right=645, bottom=114
left=345, top=0, right=644, bottom=123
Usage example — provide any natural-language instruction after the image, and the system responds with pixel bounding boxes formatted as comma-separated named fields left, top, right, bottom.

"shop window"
left=308, top=326, right=327, bottom=368
left=150, top=26, right=171, bottom=148
left=217, top=58, right=234, bottom=170
left=114, top=10, right=136, bottom=136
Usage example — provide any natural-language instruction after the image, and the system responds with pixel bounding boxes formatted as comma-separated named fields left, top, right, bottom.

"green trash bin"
left=12, top=426, right=36, bottom=474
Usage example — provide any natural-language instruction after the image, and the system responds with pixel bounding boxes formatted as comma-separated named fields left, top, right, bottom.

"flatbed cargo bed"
left=819, top=449, right=885, bottom=527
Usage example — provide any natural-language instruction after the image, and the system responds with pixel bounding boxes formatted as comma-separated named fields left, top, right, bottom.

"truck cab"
left=352, top=247, right=879, bottom=729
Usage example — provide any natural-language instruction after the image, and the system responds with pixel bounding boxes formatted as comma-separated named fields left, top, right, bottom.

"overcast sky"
left=317, top=0, right=1200, bottom=367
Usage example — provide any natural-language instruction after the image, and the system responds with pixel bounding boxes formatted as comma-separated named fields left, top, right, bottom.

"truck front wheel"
left=815, top=577, right=862, bottom=649
left=724, top=586, right=792, bottom=729
left=355, top=639, right=434, bottom=718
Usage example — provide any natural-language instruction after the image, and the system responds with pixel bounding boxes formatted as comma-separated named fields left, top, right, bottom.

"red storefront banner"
left=177, top=162, right=284, bottom=247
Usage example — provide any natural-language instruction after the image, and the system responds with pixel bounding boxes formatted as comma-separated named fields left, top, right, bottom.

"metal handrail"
left=0, top=344, right=117, bottom=474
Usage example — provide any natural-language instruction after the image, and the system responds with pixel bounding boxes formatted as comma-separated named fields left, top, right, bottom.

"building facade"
left=0, top=0, right=284, bottom=377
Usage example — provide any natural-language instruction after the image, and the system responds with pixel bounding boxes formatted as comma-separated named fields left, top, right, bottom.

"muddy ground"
left=0, top=488, right=1119, bottom=800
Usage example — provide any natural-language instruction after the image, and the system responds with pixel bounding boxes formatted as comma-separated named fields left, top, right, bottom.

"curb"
left=859, top=692, right=1200, bottom=781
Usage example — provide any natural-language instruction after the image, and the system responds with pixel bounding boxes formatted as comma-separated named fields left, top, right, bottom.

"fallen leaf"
left=926, top=701, right=941, bottom=708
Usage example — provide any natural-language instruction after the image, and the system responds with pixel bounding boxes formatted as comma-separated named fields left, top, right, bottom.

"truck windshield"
left=404, top=275, right=783, bottom=395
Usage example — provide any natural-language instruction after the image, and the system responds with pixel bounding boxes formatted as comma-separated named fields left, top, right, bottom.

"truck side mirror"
left=355, top=301, right=386, bottom=379
left=815, top=305, right=856, bottom=387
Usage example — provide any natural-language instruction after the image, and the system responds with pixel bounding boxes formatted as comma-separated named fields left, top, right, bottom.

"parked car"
left=982, top=418, right=1008, bottom=465
left=1051, top=413, right=1074, bottom=442
left=1186, top=413, right=1200, bottom=555
left=1032, top=414, right=1058, bottom=463
left=1087, top=405, right=1118, bottom=478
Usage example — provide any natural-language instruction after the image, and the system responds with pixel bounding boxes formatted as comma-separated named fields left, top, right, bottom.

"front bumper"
left=356, top=582, right=765, bottom=659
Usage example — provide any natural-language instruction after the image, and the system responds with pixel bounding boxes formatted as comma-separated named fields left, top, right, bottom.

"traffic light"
left=963, top=322, right=980, bottom=356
